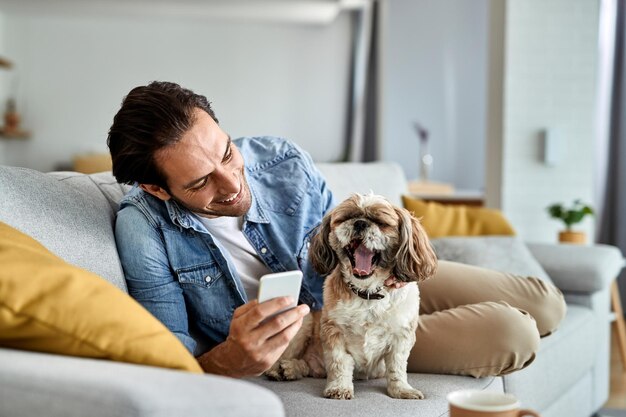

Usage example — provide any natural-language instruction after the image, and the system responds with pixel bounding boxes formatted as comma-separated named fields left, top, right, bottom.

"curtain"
left=599, top=0, right=626, bottom=301
left=342, top=0, right=380, bottom=162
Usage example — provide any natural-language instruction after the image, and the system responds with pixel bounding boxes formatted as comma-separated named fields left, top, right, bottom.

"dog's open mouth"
left=345, top=239, right=381, bottom=278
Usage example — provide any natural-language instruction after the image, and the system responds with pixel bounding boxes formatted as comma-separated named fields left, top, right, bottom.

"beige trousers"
left=408, top=260, right=567, bottom=378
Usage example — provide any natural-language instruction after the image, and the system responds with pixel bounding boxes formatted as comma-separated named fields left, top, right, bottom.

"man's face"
left=142, top=108, right=252, bottom=218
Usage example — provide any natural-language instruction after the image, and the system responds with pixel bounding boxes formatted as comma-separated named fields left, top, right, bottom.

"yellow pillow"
left=402, top=196, right=516, bottom=238
left=0, top=222, right=202, bottom=373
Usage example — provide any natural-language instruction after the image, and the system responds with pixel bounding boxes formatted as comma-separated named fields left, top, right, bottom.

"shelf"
left=0, top=128, right=31, bottom=139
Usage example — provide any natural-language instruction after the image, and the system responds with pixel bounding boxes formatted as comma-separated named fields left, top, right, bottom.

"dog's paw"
left=388, top=385, right=424, bottom=400
left=323, top=386, right=354, bottom=400
left=263, top=365, right=283, bottom=381
left=264, top=359, right=307, bottom=381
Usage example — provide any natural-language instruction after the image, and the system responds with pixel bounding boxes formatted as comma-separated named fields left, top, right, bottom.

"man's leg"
left=406, top=260, right=566, bottom=377
left=407, top=301, right=539, bottom=377
left=419, top=260, right=567, bottom=336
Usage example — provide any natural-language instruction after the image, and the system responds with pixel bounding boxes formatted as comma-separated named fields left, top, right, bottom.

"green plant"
left=546, top=199, right=594, bottom=231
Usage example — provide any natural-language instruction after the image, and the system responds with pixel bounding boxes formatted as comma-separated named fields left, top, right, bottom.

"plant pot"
left=559, top=230, right=586, bottom=244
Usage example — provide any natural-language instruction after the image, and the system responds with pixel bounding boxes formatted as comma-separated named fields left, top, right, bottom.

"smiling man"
left=108, top=81, right=330, bottom=377
left=108, top=81, right=567, bottom=381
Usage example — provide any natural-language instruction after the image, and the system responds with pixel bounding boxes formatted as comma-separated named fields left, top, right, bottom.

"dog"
left=265, top=193, right=437, bottom=400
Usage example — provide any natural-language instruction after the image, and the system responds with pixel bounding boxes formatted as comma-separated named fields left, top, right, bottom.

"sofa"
left=0, top=161, right=624, bottom=417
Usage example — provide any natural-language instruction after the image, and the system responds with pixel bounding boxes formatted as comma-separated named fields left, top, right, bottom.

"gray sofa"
left=0, top=162, right=623, bottom=417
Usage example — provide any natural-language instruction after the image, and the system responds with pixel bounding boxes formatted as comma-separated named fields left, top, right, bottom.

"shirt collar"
left=243, top=175, right=270, bottom=224
left=165, top=199, right=206, bottom=232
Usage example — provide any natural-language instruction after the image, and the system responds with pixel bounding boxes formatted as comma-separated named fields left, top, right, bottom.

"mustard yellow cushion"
left=402, top=196, right=516, bottom=238
left=0, top=221, right=202, bottom=373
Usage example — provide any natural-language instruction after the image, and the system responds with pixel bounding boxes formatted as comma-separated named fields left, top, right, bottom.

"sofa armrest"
left=0, top=348, right=284, bottom=417
left=526, top=242, right=624, bottom=293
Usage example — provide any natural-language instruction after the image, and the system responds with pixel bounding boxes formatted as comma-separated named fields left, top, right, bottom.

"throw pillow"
left=431, top=236, right=553, bottom=283
left=402, top=196, right=516, bottom=238
left=0, top=221, right=202, bottom=373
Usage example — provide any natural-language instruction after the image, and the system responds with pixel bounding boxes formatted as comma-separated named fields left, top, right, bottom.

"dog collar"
left=347, top=282, right=385, bottom=300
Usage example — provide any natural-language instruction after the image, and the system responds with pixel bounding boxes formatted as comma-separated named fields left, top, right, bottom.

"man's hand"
left=197, top=297, right=310, bottom=378
left=384, top=275, right=407, bottom=289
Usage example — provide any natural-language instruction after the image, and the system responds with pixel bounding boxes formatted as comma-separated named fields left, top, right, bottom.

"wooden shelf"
left=0, top=128, right=31, bottom=139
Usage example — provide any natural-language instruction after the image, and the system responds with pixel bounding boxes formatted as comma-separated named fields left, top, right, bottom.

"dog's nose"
left=353, top=219, right=368, bottom=232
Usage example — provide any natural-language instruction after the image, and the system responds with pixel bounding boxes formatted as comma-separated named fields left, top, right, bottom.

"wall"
left=1, top=9, right=351, bottom=171
left=0, top=10, right=7, bottom=165
left=381, top=0, right=489, bottom=190
left=487, top=0, right=599, bottom=242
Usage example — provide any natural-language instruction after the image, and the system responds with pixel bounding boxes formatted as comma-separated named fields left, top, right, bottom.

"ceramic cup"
left=447, top=390, right=540, bottom=417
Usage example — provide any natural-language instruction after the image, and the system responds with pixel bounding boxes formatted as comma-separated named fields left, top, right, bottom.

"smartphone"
left=257, top=270, right=303, bottom=318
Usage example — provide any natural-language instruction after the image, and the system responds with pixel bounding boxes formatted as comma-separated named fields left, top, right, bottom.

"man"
left=109, top=81, right=566, bottom=379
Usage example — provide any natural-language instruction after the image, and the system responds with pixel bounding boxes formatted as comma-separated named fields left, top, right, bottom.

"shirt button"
left=261, top=247, right=267, bottom=254
left=204, top=276, right=212, bottom=284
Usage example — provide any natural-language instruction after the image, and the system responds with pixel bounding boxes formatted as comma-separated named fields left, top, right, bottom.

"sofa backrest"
left=0, top=166, right=128, bottom=291
left=0, top=161, right=408, bottom=291
left=316, top=162, right=407, bottom=207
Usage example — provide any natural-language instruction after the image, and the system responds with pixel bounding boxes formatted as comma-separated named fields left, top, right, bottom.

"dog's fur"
left=265, top=194, right=437, bottom=400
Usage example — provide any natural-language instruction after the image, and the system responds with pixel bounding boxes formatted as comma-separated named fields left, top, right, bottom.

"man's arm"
left=116, top=205, right=309, bottom=377
left=115, top=206, right=198, bottom=352
left=197, top=298, right=309, bottom=377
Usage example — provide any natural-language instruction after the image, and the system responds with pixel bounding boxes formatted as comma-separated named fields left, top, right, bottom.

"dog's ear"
left=392, top=207, right=438, bottom=282
left=308, top=214, right=338, bottom=276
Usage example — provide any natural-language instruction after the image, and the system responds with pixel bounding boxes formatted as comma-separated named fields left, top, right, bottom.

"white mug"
left=447, top=390, right=540, bottom=417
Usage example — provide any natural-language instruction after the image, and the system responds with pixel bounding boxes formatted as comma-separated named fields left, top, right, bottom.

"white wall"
left=381, top=0, right=489, bottom=190
left=488, top=0, right=599, bottom=243
left=2, top=10, right=351, bottom=171
left=0, top=10, right=7, bottom=165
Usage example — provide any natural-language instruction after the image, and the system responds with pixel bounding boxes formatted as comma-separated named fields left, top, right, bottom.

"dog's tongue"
left=353, top=243, right=375, bottom=276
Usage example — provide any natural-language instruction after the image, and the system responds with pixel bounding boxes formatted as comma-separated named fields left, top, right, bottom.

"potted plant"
left=546, top=199, right=594, bottom=244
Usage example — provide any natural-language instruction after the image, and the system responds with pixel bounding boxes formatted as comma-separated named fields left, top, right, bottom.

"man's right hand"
left=197, top=297, right=310, bottom=378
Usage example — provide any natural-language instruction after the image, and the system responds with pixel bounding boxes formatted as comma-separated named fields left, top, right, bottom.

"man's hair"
left=107, top=81, right=218, bottom=188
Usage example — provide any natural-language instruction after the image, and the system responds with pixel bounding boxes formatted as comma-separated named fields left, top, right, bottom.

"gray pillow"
left=431, top=236, right=553, bottom=284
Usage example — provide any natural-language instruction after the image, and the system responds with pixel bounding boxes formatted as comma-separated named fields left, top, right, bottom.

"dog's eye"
left=368, top=217, right=386, bottom=227
left=331, top=217, right=346, bottom=227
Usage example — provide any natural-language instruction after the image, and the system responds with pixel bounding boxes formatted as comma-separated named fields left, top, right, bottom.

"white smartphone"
left=257, top=270, right=303, bottom=317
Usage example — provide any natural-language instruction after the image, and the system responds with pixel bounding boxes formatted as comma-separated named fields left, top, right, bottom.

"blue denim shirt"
left=115, top=137, right=335, bottom=355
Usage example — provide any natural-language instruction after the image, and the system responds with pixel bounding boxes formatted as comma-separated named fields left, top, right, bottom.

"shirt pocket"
left=175, top=263, right=236, bottom=324
left=176, top=263, right=223, bottom=288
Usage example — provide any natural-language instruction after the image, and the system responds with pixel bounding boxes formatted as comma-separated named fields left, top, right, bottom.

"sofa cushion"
left=402, top=196, right=516, bottom=238
left=431, top=236, right=553, bottom=284
left=526, top=242, right=625, bottom=293
left=0, top=221, right=202, bottom=373
left=251, top=372, right=503, bottom=417
left=0, top=166, right=126, bottom=290
left=317, top=162, right=407, bottom=207
left=503, top=305, right=597, bottom=412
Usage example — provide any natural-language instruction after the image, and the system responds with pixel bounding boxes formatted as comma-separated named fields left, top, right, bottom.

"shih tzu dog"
left=265, top=193, right=437, bottom=400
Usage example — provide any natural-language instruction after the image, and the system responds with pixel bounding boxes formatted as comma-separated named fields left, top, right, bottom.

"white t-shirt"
left=198, top=215, right=271, bottom=301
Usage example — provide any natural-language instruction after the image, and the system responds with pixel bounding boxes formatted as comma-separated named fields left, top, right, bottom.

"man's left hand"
left=384, top=275, right=407, bottom=289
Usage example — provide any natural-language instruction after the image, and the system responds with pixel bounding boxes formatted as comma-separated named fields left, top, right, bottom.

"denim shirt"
left=114, top=136, right=335, bottom=355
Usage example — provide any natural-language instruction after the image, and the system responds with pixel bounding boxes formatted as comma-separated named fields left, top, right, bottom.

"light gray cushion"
left=0, top=166, right=127, bottom=291
left=0, top=347, right=284, bottom=417
left=431, top=236, right=553, bottom=283
left=49, top=171, right=131, bottom=212
left=503, top=305, right=597, bottom=412
left=526, top=242, right=624, bottom=293
left=251, top=373, right=502, bottom=417
left=316, top=162, right=407, bottom=207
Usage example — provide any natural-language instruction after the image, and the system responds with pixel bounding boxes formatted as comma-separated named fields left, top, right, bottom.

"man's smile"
left=215, top=185, right=243, bottom=205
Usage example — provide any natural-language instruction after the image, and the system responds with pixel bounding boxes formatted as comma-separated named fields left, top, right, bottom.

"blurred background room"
left=0, top=0, right=624, bottom=321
